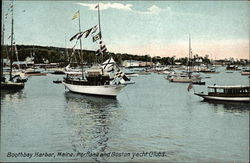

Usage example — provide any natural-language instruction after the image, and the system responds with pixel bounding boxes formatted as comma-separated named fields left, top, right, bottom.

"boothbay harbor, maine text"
left=6, top=151, right=167, bottom=159
left=7, top=152, right=55, bottom=158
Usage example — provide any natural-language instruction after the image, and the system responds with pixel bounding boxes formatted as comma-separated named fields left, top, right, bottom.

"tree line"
left=2, top=45, right=249, bottom=66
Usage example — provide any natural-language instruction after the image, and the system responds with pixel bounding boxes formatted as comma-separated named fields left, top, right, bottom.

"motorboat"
left=194, top=85, right=250, bottom=102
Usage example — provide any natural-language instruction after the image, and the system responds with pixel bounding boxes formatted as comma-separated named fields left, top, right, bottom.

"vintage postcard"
left=1, top=0, right=249, bottom=162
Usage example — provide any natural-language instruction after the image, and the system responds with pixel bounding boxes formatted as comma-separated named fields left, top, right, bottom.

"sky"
left=2, top=0, right=249, bottom=59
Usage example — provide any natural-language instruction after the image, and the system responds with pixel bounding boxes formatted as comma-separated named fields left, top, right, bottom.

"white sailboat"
left=62, top=3, right=126, bottom=97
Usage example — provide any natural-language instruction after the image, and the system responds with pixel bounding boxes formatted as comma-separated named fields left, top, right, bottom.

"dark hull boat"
left=192, top=81, right=205, bottom=85
left=24, top=71, right=47, bottom=76
left=226, top=65, right=240, bottom=71
left=53, top=79, right=62, bottom=84
left=1, top=81, right=24, bottom=90
left=1, top=76, right=25, bottom=90
left=200, top=71, right=219, bottom=74
left=16, top=78, right=28, bottom=83
left=51, top=71, right=65, bottom=75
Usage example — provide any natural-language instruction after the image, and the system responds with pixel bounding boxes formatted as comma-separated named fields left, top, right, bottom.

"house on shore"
left=122, top=60, right=153, bottom=68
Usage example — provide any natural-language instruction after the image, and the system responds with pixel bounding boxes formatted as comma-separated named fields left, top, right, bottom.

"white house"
left=122, top=60, right=140, bottom=67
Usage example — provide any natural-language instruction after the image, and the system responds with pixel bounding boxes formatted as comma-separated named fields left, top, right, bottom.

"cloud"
left=135, top=5, right=163, bottom=15
left=76, top=2, right=167, bottom=15
left=76, top=2, right=132, bottom=11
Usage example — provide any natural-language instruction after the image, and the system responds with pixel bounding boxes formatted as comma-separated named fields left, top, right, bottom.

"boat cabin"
left=208, top=85, right=249, bottom=97
left=64, top=66, right=111, bottom=86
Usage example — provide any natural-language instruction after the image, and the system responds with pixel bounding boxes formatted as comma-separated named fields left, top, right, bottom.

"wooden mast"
left=1, top=3, right=5, bottom=81
left=78, top=11, right=84, bottom=80
left=188, top=34, right=191, bottom=79
left=9, top=0, right=14, bottom=81
left=97, top=2, right=103, bottom=63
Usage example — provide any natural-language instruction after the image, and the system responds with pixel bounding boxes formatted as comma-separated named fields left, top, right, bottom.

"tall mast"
left=78, top=11, right=84, bottom=79
left=1, top=3, right=5, bottom=80
left=97, top=2, right=101, bottom=34
left=64, top=33, right=68, bottom=64
left=188, top=34, right=191, bottom=78
left=97, top=2, right=103, bottom=63
left=9, top=0, right=14, bottom=81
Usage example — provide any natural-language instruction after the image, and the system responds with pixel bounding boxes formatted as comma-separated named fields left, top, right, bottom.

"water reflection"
left=1, top=90, right=25, bottom=103
left=64, top=92, right=120, bottom=161
left=207, top=101, right=250, bottom=113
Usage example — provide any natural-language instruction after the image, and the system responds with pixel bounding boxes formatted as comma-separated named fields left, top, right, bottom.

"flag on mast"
left=72, top=11, right=80, bottom=20
left=69, top=32, right=81, bottom=41
left=76, top=32, right=84, bottom=40
left=92, top=32, right=102, bottom=42
left=84, top=28, right=93, bottom=38
left=70, top=25, right=97, bottom=41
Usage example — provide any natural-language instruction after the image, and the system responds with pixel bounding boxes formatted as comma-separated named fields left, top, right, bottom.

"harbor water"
left=1, top=67, right=249, bottom=162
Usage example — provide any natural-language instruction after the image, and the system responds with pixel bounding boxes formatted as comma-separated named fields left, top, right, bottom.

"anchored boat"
left=168, top=35, right=203, bottom=83
left=194, top=85, right=250, bottom=102
left=63, top=65, right=126, bottom=97
left=241, top=69, right=250, bottom=75
left=1, top=1, right=25, bottom=90
left=62, top=3, right=127, bottom=97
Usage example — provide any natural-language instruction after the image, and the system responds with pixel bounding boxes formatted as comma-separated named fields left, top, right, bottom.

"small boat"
left=1, top=76, right=25, bottom=90
left=50, top=70, right=65, bottom=75
left=241, top=70, right=250, bottom=75
left=192, top=81, right=205, bottom=85
left=137, top=71, right=151, bottom=75
left=197, top=66, right=219, bottom=74
left=157, top=70, right=171, bottom=75
left=125, top=72, right=139, bottom=77
left=168, top=72, right=201, bottom=83
left=170, top=76, right=198, bottom=83
left=168, top=35, right=204, bottom=84
left=200, top=70, right=219, bottom=74
left=119, top=79, right=135, bottom=85
left=194, top=85, right=250, bottom=102
left=226, top=65, right=240, bottom=71
left=24, top=69, right=47, bottom=76
left=53, top=79, right=62, bottom=84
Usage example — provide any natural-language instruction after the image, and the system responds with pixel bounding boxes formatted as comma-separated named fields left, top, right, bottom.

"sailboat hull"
left=1, top=81, right=24, bottom=90
left=62, top=81, right=125, bottom=97
left=170, top=78, right=200, bottom=83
